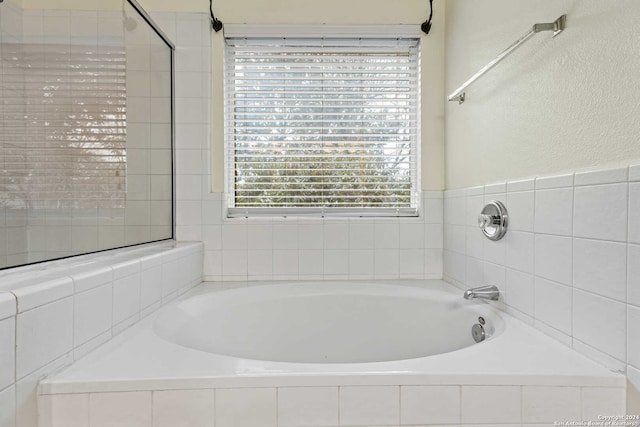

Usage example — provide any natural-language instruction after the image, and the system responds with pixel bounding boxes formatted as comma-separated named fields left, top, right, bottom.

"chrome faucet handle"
left=477, top=214, right=494, bottom=228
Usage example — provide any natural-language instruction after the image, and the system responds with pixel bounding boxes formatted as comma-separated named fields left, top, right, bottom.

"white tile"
left=422, top=198, right=444, bottom=224
left=323, top=223, right=349, bottom=249
left=74, top=284, right=112, bottom=346
left=629, top=366, right=640, bottom=415
left=573, top=238, right=626, bottom=301
left=202, top=226, right=222, bottom=250
left=273, top=223, right=299, bottom=250
left=273, top=250, right=299, bottom=276
left=399, top=223, right=424, bottom=249
left=572, top=339, right=626, bottom=374
left=581, top=387, right=626, bottom=421
left=485, top=182, right=506, bottom=194
left=483, top=235, right=505, bottom=266
left=299, top=223, right=324, bottom=250
left=465, top=194, right=485, bottom=227
left=374, top=222, right=399, bottom=249
left=507, top=177, right=535, bottom=192
left=465, top=226, right=483, bottom=259
left=16, top=353, right=73, bottom=427
left=399, top=249, right=425, bottom=276
left=222, top=224, right=247, bottom=250
left=204, top=251, right=222, bottom=278
left=423, top=197, right=443, bottom=224
left=628, top=305, right=640, bottom=369
left=202, top=200, right=223, bottom=225
left=629, top=183, right=640, bottom=244
left=574, top=183, right=627, bottom=242
left=445, top=196, right=466, bottom=226
left=248, top=250, right=273, bottom=276
left=176, top=16, right=204, bottom=45
left=629, top=244, right=640, bottom=306
left=74, top=331, right=112, bottom=361
left=484, top=262, right=506, bottom=292
left=339, top=386, right=399, bottom=426
left=16, top=297, right=73, bottom=379
left=176, top=175, right=202, bottom=201
left=0, top=317, right=15, bottom=390
left=299, top=250, right=324, bottom=276
left=152, top=389, right=215, bottom=427
left=575, top=167, right=628, bottom=186
left=175, top=71, right=204, bottom=98
left=534, top=277, right=572, bottom=335
left=12, top=278, right=73, bottom=313
left=112, top=273, right=141, bottom=326
left=39, top=393, right=89, bottom=427
left=324, top=250, right=349, bottom=276
left=534, top=234, right=572, bottom=285
left=374, top=249, right=399, bottom=276
left=277, top=387, right=338, bottom=427
left=90, top=391, right=151, bottom=427
left=349, top=250, right=374, bottom=276
left=216, top=388, right=276, bottom=427
left=0, top=385, right=15, bottom=427
left=505, top=231, right=534, bottom=273
left=425, top=223, right=443, bottom=249
left=536, top=173, right=574, bottom=190
left=506, top=191, right=534, bottom=232
left=350, top=223, right=375, bottom=249
left=631, top=164, right=640, bottom=182
left=140, top=265, right=165, bottom=308
left=573, top=289, right=626, bottom=361
left=400, top=386, right=460, bottom=425
left=445, top=225, right=466, bottom=254
left=0, top=293, right=16, bottom=320
left=247, top=224, right=273, bottom=250
left=535, top=188, right=573, bottom=236
left=534, top=319, right=572, bottom=347
left=461, top=386, right=521, bottom=424
left=465, top=257, right=485, bottom=288
left=111, top=260, right=140, bottom=280
left=425, top=249, right=443, bottom=276
left=522, top=386, right=580, bottom=423
left=505, top=268, right=534, bottom=316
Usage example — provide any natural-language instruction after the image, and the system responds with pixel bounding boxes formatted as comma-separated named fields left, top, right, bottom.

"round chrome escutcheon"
left=471, top=323, right=486, bottom=343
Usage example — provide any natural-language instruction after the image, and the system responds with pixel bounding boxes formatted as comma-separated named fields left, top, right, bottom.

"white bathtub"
left=39, top=280, right=625, bottom=426
left=154, top=282, right=503, bottom=364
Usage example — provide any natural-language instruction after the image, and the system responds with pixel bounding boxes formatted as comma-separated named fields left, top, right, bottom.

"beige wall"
left=445, top=0, right=640, bottom=189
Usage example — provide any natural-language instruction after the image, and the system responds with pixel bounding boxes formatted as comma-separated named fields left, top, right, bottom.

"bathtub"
left=39, top=280, right=625, bottom=426
left=154, top=282, right=502, bottom=364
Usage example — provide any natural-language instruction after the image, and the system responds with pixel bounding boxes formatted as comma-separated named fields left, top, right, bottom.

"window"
left=224, top=36, right=420, bottom=217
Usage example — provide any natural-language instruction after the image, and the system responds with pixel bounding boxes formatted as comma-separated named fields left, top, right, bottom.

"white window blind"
left=224, top=37, right=420, bottom=217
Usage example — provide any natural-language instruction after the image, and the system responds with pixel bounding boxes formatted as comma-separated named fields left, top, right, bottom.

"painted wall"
left=445, top=0, right=640, bottom=189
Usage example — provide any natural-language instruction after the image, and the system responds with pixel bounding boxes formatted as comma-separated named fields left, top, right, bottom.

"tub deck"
left=40, top=280, right=623, bottom=394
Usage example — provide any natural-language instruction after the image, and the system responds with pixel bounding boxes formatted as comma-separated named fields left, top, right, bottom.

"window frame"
left=223, top=32, right=422, bottom=218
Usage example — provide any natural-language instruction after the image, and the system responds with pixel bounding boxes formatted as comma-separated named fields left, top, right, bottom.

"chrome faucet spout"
left=463, top=285, right=500, bottom=301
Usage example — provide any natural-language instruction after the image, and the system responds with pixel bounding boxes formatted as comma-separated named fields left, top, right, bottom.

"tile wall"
left=149, top=11, right=446, bottom=283
left=0, top=1, right=174, bottom=268
left=0, top=241, right=204, bottom=427
left=39, top=384, right=625, bottom=426
left=443, top=164, right=640, bottom=397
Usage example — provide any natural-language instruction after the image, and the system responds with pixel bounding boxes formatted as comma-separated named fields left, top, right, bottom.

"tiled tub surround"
left=146, top=11, right=445, bottom=282
left=443, top=163, right=640, bottom=403
left=198, top=191, right=444, bottom=282
left=38, top=280, right=624, bottom=427
left=0, top=241, right=203, bottom=427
